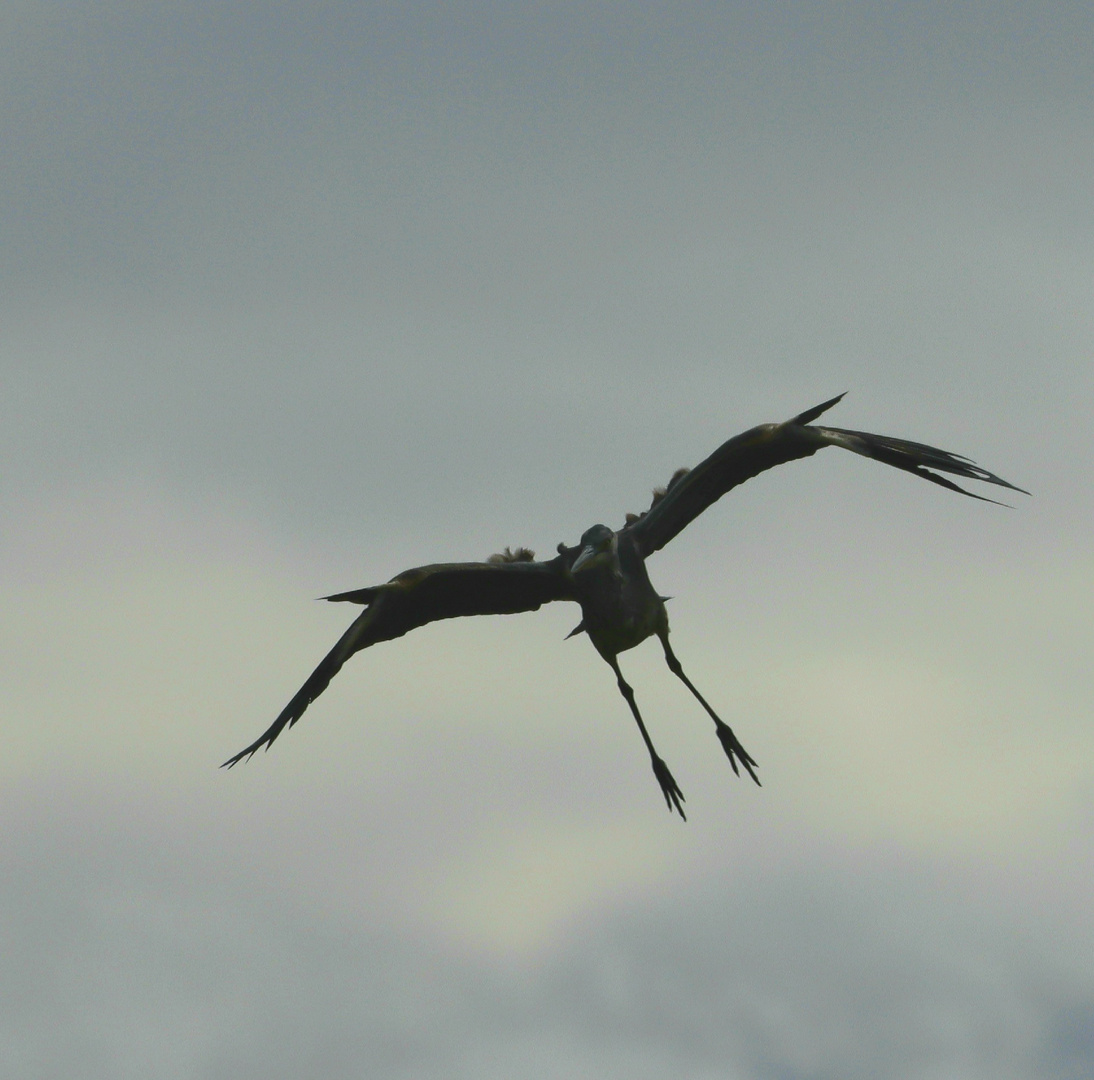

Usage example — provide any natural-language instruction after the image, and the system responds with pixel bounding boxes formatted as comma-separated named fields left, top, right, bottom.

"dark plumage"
left=223, top=394, right=1026, bottom=819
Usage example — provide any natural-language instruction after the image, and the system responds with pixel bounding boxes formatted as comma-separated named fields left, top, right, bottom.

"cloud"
left=2, top=5, right=1091, bottom=1076
left=2, top=789, right=1091, bottom=1079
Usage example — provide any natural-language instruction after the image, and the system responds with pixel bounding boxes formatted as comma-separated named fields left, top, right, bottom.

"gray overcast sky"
left=2, top=4, right=1092, bottom=1077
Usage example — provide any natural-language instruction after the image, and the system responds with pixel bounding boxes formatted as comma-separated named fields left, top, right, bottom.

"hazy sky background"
left=2, top=3, right=1092, bottom=1076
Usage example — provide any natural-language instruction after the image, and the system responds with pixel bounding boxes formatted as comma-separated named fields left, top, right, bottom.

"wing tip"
left=220, top=741, right=268, bottom=769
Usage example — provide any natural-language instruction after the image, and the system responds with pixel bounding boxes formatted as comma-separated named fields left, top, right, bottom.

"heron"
left=223, top=393, right=1025, bottom=819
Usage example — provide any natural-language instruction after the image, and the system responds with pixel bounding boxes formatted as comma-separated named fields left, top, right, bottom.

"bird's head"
left=570, top=524, right=617, bottom=574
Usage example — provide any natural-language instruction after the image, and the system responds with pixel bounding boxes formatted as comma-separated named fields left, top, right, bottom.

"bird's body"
left=571, top=526, right=667, bottom=656
left=224, top=394, right=1026, bottom=819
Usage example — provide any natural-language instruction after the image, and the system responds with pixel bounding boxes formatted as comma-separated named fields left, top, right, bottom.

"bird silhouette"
left=223, top=394, right=1025, bottom=819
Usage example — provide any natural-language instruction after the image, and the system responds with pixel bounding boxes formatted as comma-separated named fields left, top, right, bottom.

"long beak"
left=570, top=544, right=596, bottom=572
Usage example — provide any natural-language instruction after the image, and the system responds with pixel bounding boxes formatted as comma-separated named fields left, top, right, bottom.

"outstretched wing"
left=626, top=393, right=1028, bottom=558
left=223, top=557, right=573, bottom=767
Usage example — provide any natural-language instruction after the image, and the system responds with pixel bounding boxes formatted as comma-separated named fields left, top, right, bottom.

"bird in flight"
left=223, top=394, right=1025, bottom=819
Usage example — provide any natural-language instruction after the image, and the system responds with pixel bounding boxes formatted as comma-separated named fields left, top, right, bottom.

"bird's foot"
left=650, top=755, right=687, bottom=820
left=715, top=721, right=761, bottom=786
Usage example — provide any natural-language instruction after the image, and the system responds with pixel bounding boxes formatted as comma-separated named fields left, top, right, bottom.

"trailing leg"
left=603, top=654, right=686, bottom=819
left=658, top=631, right=760, bottom=786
